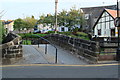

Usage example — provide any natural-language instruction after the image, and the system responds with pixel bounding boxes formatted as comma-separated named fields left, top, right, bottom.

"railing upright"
left=45, top=44, right=47, bottom=54
left=55, top=48, right=57, bottom=63
left=38, top=38, right=39, bottom=48
left=32, top=34, right=58, bottom=64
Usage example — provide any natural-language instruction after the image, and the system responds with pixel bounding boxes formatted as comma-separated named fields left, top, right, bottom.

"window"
left=106, top=22, right=109, bottom=29
left=68, top=28, right=71, bottom=31
left=106, top=16, right=109, bottom=21
left=61, top=27, right=64, bottom=31
left=110, top=21, right=114, bottom=28
left=101, top=17, right=105, bottom=22
left=98, top=29, right=101, bottom=35
left=111, top=28, right=115, bottom=36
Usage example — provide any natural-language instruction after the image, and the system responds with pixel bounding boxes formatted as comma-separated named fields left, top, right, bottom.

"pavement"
left=14, top=44, right=87, bottom=65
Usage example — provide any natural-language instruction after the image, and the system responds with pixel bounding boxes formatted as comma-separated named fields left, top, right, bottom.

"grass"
left=58, top=32, right=72, bottom=36
left=18, top=33, right=48, bottom=38
left=76, top=32, right=88, bottom=36
left=58, top=31, right=90, bottom=40
left=69, top=34, right=89, bottom=40
left=18, top=31, right=90, bottom=41
left=22, top=40, right=31, bottom=45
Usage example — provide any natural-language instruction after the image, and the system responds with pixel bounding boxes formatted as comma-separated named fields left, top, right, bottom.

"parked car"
left=33, top=30, right=41, bottom=33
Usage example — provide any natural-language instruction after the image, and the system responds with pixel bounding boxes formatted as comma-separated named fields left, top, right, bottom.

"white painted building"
left=93, top=9, right=119, bottom=38
left=57, top=26, right=69, bottom=32
left=37, top=24, right=52, bottom=33
left=4, top=20, right=14, bottom=34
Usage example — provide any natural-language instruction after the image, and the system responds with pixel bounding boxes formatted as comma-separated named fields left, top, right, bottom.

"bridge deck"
left=15, top=44, right=87, bottom=65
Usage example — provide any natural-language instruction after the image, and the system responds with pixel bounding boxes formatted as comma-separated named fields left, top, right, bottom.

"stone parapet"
left=45, top=34, right=99, bottom=64
left=1, top=32, right=23, bottom=65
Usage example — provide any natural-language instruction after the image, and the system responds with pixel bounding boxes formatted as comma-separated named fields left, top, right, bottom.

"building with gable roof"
left=81, top=5, right=116, bottom=33
left=92, top=9, right=119, bottom=41
left=3, top=20, right=14, bottom=34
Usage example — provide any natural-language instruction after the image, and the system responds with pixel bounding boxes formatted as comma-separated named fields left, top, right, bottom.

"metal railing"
left=23, top=34, right=58, bottom=63
left=45, top=34, right=98, bottom=63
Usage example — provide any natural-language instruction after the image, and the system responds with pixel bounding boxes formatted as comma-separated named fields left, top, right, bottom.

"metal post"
left=25, top=34, right=27, bottom=45
left=38, top=38, right=39, bottom=48
left=116, top=0, right=120, bottom=61
left=55, top=48, right=57, bottom=63
left=45, top=44, right=47, bottom=54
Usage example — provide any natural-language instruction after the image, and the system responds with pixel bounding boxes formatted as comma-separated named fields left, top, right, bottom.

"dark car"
left=33, top=30, right=41, bottom=34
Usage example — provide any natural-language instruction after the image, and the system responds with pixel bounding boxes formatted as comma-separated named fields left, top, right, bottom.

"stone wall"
left=1, top=32, right=23, bottom=64
left=45, top=34, right=99, bottom=64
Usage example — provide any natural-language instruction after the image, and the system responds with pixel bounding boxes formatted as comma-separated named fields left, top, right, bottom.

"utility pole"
left=55, top=0, right=58, bottom=33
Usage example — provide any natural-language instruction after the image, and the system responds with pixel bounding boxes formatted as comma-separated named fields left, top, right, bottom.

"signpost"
left=115, top=0, right=120, bottom=61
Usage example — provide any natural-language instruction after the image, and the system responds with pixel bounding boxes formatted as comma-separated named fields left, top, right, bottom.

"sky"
left=0, top=0, right=116, bottom=20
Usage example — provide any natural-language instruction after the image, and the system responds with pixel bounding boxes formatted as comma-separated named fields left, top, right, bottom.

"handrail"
left=31, top=34, right=58, bottom=63
left=32, top=34, right=57, bottom=48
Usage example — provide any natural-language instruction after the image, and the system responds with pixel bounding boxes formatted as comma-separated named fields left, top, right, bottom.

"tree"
left=23, top=16, right=37, bottom=30
left=37, top=6, right=86, bottom=32
left=38, top=14, right=45, bottom=24
left=0, top=10, right=6, bottom=44
left=58, top=10, right=68, bottom=26
left=38, top=14, right=54, bottom=27
left=0, top=20, right=5, bottom=44
left=13, top=18, right=24, bottom=32
left=67, top=6, right=86, bottom=31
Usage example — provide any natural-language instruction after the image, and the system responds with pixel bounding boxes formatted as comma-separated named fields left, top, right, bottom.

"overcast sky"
left=0, top=0, right=116, bottom=20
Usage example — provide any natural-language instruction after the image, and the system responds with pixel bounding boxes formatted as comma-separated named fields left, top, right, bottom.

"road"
left=1, top=45, right=119, bottom=79
left=1, top=64, right=119, bottom=78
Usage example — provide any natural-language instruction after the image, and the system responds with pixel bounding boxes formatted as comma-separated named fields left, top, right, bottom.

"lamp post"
left=55, top=0, right=58, bottom=33
left=116, top=0, right=120, bottom=61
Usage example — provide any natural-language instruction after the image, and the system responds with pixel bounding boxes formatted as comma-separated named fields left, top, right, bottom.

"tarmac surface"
left=15, top=45, right=87, bottom=65
left=1, top=45, right=119, bottom=79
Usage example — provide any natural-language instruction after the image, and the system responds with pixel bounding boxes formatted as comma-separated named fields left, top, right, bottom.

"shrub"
left=47, top=31, right=56, bottom=34
left=18, top=33, right=48, bottom=38
left=58, top=32, right=72, bottom=35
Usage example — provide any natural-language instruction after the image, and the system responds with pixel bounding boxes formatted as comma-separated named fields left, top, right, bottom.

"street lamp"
left=55, top=0, right=58, bottom=33
left=115, top=0, right=120, bottom=61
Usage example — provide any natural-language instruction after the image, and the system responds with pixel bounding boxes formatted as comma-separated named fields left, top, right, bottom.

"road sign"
left=114, top=17, right=120, bottom=27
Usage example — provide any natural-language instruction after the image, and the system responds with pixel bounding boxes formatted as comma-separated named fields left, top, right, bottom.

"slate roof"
left=81, top=5, right=116, bottom=18
left=3, top=20, right=13, bottom=25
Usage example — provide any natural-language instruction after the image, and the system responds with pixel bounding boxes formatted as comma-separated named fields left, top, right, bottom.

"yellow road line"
left=0, top=63, right=120, bottom=68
